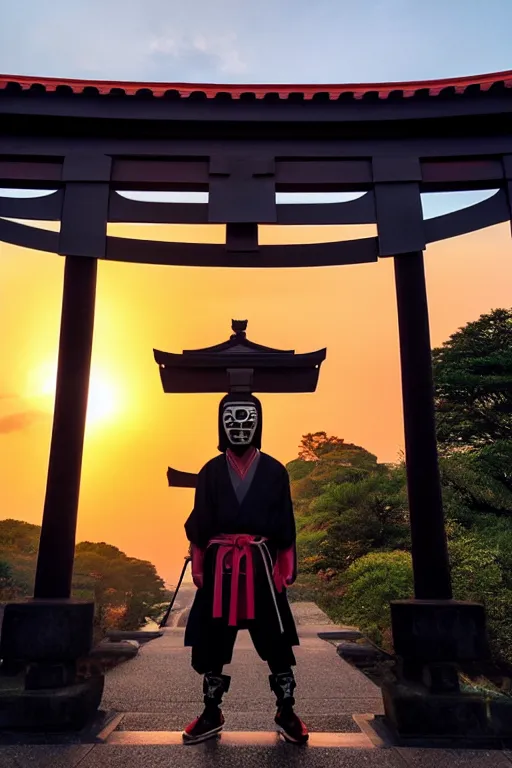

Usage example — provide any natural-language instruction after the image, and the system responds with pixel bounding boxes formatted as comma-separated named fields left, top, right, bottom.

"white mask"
left=222, top=403, right=258, bottom=446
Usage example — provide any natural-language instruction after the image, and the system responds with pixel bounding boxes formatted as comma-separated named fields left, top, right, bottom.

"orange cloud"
left=0, top=410, right=47, bottom=434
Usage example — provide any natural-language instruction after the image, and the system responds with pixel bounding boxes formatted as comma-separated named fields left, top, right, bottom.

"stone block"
left=337, top=641, right=384, bottom=661
left=25, top=662, right=77, bottom=690
left=318, top=629, right=363, bottom=641
left=382, top=680, right=491, bottom=738
left=489, top=697, right=512, bottom=738
left=105, top=630, right=161, bottom=644
left=0, top=600, right=94, bottom=662
left=391, top=599, right=490, bottom=663
left=0, top=676, right=104, bottom=731
left=93, top=641, right=139, bottom=659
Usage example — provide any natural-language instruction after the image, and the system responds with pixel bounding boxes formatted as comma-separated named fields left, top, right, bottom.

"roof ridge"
left=1, top=70, right=512, bottom=101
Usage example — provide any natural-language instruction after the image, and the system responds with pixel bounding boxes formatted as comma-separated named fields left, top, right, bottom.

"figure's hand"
left=277, top=546, right=296, bottom=587
left=191, top=544, right=204, bottom=590
left=192, top=573, right=203, bottom=589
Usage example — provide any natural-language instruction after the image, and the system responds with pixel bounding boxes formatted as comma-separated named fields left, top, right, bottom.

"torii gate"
left=0, top=69, right=511, bottom=736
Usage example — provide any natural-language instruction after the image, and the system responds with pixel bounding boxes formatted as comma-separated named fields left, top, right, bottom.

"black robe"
left=184, top=451, right=300, bottom=670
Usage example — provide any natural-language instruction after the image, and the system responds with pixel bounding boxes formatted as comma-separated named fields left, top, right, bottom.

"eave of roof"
left=153, top=349, right=327, bottom=368
left=1, top=70, right=512, bottom=101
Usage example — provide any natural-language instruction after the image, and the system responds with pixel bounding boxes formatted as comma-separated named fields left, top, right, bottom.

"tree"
left=433, top=308, right=512, bottom=451
left=318, top=468, right=409, bottom=570
left=297, top=432, right=346, bottom=461
left=440, top=440, right=512, bottom=525
left=73, top=541, right=166, bottom=635
left=0, top=519, right=40, bottom=554
left=0, top=560, right=18, bottom=601
left=0, top=520, right=166, bottom=638
left=289, top=436, right=409, bottom=574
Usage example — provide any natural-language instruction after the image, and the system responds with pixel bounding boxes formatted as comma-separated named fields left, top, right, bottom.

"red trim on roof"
left=1, top=71, right=512, bottom=100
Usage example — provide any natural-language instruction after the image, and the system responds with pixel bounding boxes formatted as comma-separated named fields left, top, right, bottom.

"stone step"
left=106, top=729, right=375, bottom=749
left=115, top=711, right=362, bottom=733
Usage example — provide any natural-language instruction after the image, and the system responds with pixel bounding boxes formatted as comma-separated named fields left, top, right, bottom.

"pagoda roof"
left=154, top=320, right=326, bottom=393
left=1, top=69, right=511, bottom=101
left=179, top=319, right=295, bottom=356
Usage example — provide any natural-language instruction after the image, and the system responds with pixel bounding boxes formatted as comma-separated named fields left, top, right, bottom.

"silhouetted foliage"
left=289, top=308, right=512, bottom=665
left=433, top=308, right=512, bottom=451
left=0, top=520, right=166, bottom=640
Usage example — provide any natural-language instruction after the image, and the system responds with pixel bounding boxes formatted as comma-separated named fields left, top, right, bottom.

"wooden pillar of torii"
left=372, top=157, right=452, bottom=601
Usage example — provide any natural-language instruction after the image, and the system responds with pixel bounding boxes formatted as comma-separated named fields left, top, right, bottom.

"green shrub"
left=340, top=550, right=414, bottom=649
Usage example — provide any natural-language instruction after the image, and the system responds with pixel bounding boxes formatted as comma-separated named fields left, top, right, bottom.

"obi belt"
left=207, top=533, right=285, bottom=633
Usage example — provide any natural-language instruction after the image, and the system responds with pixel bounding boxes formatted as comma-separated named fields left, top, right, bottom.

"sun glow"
left=29, top=361, right=121, bottom=429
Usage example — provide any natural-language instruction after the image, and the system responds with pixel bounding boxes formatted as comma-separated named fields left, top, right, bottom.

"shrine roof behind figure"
left=153, top=320, right=327, bottom=394
left=180, top=319, right=295, bottom=356
left=154, top=319, right=325, bottom=368
left=1, top=69, right=512, bottom=100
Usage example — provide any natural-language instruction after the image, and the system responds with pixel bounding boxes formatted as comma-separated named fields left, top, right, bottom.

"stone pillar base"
left=0, top=600, right=94, bottom=661
left=383, top=598, right=512, bottom=740
left=383, top=680, right=512, bottom=741
left=0, top=676, right=104, bottom=731
left=383, top=680, right=489, bottom=738
left=0, top=599, right=102, bottom=731
left=390, top=599, right=490, bottom=664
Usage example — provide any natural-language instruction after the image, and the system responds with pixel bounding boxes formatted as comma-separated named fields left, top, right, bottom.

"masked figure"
left=182, top=393, right=308, bottom=745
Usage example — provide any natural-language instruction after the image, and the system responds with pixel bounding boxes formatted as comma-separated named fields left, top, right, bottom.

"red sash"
left=207, top=534, right=264, bottom=626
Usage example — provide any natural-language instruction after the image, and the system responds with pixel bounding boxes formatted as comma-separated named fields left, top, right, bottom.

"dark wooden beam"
left=425, top=189, right=509, bottom=243
left=394, top=251, right=452, bottom=600
left=108, top=193, right=208, bottom=224
left=503, top=155, right=512, bottom=235
left=0, top=216, right=59, bottom=253
left=105, top=233, right=378, bottom=268
left=34, top=157, right=111, bottom=599
left=34, top=256, right=97, bottom=599
left=421, top=158, right=504, bottom=187
left=0, top=160, right=62, bottom=183
left=112, top=160, right=209, bottom=189
left=276, top=193, right=375, bottom=225
left=2, top=91, right=512, bottom=126
left=3, top=136, right=512, bottom=165
left=167, top=467, right=197, bottom=489
left=276, top=160, right=372, bottom=190
left=373, top=159, right=424, bottom=256
left=0, top=189, right=63, bottom=220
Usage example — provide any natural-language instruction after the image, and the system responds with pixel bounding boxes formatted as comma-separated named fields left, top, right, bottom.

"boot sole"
left=182, top=725, right=223, bottom=744
left=276, top=725, right=309, bottom=745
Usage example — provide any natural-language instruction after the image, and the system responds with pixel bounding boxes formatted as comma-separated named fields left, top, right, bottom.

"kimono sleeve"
left=275, top=466, right=297, bottom=551
left=184, top=464, right=213, bottom=549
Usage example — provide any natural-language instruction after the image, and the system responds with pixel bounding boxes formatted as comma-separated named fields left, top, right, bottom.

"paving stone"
left=79, top=743, right=405, bottom=768
left=0, top=748, right=18, bottom=768
left=290, top=603, right=334, bottom=626
left=102, top=623, right=383, bottom=716
left=397, top=747, right=512, bottom=767
left=0, top=745, right=94, bottom=768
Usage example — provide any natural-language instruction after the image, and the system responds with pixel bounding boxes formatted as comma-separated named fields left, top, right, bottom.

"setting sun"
left=28, top=361, right=121, bottom=429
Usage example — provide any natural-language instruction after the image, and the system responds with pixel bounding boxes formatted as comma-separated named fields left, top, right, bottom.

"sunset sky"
left=1, top=1, right=511, bottom=585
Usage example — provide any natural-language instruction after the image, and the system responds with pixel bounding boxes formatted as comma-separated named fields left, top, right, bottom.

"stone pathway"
left=1, top=603, right=511, bottom=766
left=101, top=604, right=381, bottom=732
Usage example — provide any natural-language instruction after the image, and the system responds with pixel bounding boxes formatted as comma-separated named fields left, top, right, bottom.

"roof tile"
left=1, top=70, right=512, bottom=101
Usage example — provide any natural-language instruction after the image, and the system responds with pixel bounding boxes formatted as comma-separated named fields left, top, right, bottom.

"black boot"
left=183, top=673, right=231, bottom=744
left=270, top=671, right=309, bottom=744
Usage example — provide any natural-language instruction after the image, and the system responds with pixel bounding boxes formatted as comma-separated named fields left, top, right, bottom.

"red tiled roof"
left=1, top=70, right=512, bottom=101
